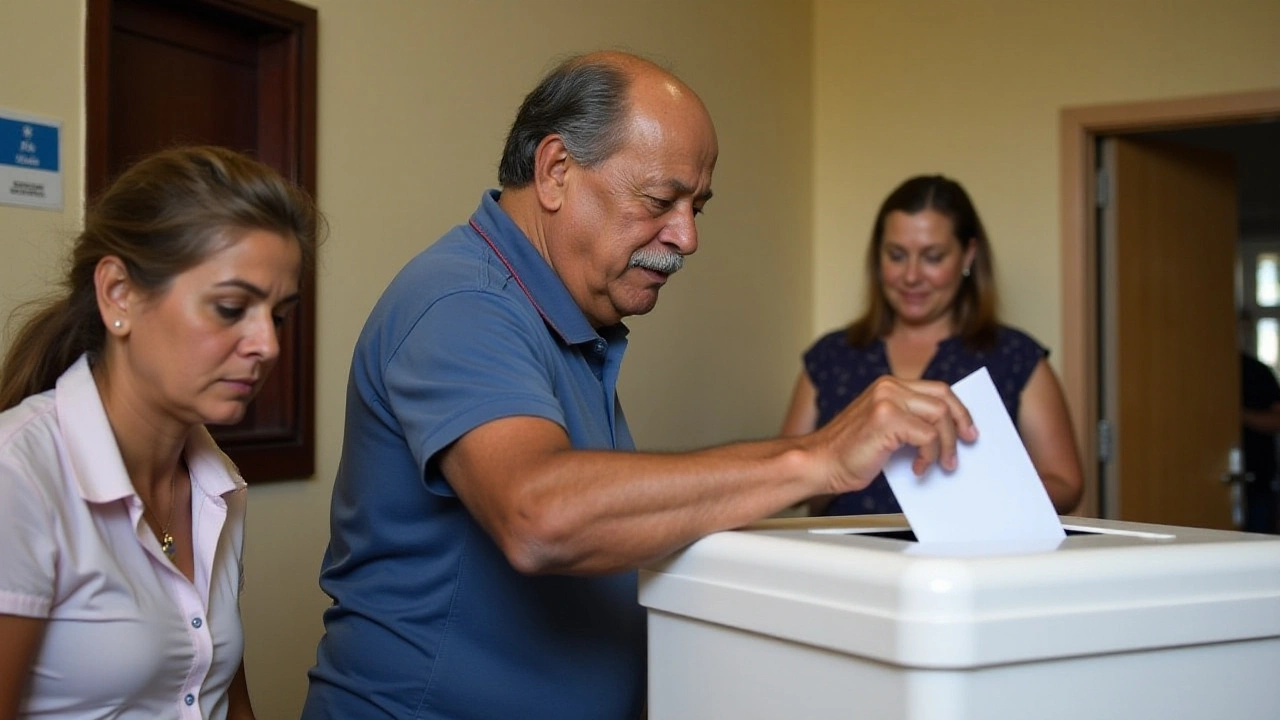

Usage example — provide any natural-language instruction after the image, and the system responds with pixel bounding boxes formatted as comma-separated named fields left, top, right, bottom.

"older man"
left=303, top=51, right=973, bottom=719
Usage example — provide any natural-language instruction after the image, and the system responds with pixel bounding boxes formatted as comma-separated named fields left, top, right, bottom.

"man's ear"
left=95, top=256, right=134, bottom=336
left=532, top=134, right=572, bottom=213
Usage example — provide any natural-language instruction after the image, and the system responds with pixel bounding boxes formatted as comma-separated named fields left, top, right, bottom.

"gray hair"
left=497, top=55, right=634, bottom=188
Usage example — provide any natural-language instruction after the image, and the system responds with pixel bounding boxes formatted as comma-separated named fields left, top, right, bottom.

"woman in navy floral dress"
left=781, top=175, right=1083, bottom=516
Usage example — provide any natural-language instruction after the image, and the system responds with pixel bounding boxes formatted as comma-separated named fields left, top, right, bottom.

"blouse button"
left=184, top=694, right=195, bottom=706
left=191, top=617, right=203, bottom=629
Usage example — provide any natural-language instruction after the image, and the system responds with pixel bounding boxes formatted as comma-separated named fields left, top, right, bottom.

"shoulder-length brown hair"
left=846, top=174, right=999, bottom=349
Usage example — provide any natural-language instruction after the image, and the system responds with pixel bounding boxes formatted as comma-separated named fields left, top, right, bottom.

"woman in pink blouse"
left=0, top=146, right=320, bottom=719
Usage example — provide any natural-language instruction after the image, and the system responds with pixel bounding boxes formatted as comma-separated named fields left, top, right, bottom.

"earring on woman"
left=113, top=320, right=123, bottom=329
left=962, top=265, right=972, bottom=278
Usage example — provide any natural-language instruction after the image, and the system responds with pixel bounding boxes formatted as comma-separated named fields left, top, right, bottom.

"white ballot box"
left=638, top=515, right=1280, bottom=720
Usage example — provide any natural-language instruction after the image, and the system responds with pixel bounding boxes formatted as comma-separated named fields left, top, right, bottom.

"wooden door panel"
left=87, top=0, right=317, bottom=480
left=109, top=26, right=259, bottom=165
left=1112, top=137, right=1239, bottom=528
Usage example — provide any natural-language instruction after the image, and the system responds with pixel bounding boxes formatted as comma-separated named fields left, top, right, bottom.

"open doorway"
left=1060, top=90, right=1280, bottom=526
left=1140, top=121, right=1280, bottom=366
left=1128, top=121, right=1280, bottom=534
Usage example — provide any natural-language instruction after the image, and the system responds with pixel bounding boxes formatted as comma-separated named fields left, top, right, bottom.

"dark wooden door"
left=86, top=0, right=318, bottom=481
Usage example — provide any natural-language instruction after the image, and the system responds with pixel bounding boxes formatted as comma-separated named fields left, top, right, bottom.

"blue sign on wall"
left=0, top=116, right=60, bottom=172
left=0, top=109, right=62, bottom=211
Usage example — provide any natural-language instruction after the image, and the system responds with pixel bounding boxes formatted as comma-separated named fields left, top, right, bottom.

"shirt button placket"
left=181, top=614, right=208, bottom=716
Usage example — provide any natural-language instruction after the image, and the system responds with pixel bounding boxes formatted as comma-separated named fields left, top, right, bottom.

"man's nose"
left=663, top=204, right=699, bottom=256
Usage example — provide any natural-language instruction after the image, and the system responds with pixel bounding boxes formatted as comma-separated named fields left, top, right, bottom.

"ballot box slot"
left=808, top=528, right=1095, bottom=542
left=806, top=524, right=1178, bottom=541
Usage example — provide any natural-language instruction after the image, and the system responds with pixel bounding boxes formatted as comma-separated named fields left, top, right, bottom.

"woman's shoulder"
left=993, top=324, right=1049, bottom=357
left=981, top=325, right=1050, bottom=392
left=0, top=393, right=65, bottom=510
left=0, top=392, right=61, bottom=463
left=804, top=327, right=876, bottom=365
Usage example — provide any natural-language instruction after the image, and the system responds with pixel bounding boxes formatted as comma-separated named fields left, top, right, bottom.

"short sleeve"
left=801, top=337, right=824, bottom=381
left=0, top=463, right=58, bottom=618
left=384, top=289, right=566, bottom=490
left=997, top=326, right=1049, bottom=394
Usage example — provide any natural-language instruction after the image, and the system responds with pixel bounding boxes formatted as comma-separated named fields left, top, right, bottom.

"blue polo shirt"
left=303, top=191, right=644, bottom=719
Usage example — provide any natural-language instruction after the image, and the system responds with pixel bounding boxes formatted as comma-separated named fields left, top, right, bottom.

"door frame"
left=1060, top=88, right=1280, bottom=518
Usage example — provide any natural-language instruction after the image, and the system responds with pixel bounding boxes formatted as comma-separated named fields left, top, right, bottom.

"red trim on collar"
left=468, top=217, right=570, bottom=343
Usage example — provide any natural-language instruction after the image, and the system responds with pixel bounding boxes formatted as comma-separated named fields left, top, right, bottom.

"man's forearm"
left=488, top=436, right=825, bottom=576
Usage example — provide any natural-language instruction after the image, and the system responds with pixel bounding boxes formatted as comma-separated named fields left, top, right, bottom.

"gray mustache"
left=628, top=249, right=685, bottom=275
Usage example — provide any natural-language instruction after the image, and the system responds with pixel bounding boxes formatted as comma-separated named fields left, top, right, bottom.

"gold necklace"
left=141, top=471, right=178, bottom=560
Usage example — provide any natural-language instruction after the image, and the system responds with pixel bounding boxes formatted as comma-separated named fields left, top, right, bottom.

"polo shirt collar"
left=469, top=189, right=628, bottom=347
left=56, top=355, right=245, bottom=506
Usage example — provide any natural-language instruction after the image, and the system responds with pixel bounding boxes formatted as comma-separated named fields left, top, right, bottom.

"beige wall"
left=0, top=1, right=812, bottom=716
left=0, top=2, right=83, bottom=316
left=813, top=0, right=1280, bottom=362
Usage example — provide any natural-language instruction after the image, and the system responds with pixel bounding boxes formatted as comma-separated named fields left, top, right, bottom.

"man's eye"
left=647, top=195, right=674, bottom=211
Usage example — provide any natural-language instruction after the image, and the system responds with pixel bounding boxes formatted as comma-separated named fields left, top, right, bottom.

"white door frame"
left=1059, top=88, right=1280, bottom=518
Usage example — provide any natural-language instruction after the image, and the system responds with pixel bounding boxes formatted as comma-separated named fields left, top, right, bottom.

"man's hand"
left=805, top=375, right=978, bottom=496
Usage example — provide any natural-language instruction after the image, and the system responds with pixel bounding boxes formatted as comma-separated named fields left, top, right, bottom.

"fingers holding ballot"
left=805, top=375, right=979, bottom=496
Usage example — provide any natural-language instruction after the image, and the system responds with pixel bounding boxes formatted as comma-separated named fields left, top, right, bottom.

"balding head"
left=497, top=51, right=718, bottom=327
left=497, top=52, right=711, bottom=189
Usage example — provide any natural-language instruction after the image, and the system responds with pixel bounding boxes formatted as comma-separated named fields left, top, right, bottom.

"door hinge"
left=1095, top=167, right=1111, bottom=209
left=1096, top=419, right=1113, bottom=463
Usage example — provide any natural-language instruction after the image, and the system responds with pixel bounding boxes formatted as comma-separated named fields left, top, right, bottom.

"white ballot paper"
left=883, top=366, right=1066, bottom=547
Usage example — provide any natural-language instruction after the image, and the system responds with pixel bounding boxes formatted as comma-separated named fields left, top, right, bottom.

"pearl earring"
left=113, top=320, right=123, bottom=329
left=962, top=266, right=972, bottom=278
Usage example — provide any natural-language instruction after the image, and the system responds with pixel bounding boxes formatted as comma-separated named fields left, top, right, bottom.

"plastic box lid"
left=638, top=516, right=1280, bottom=669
